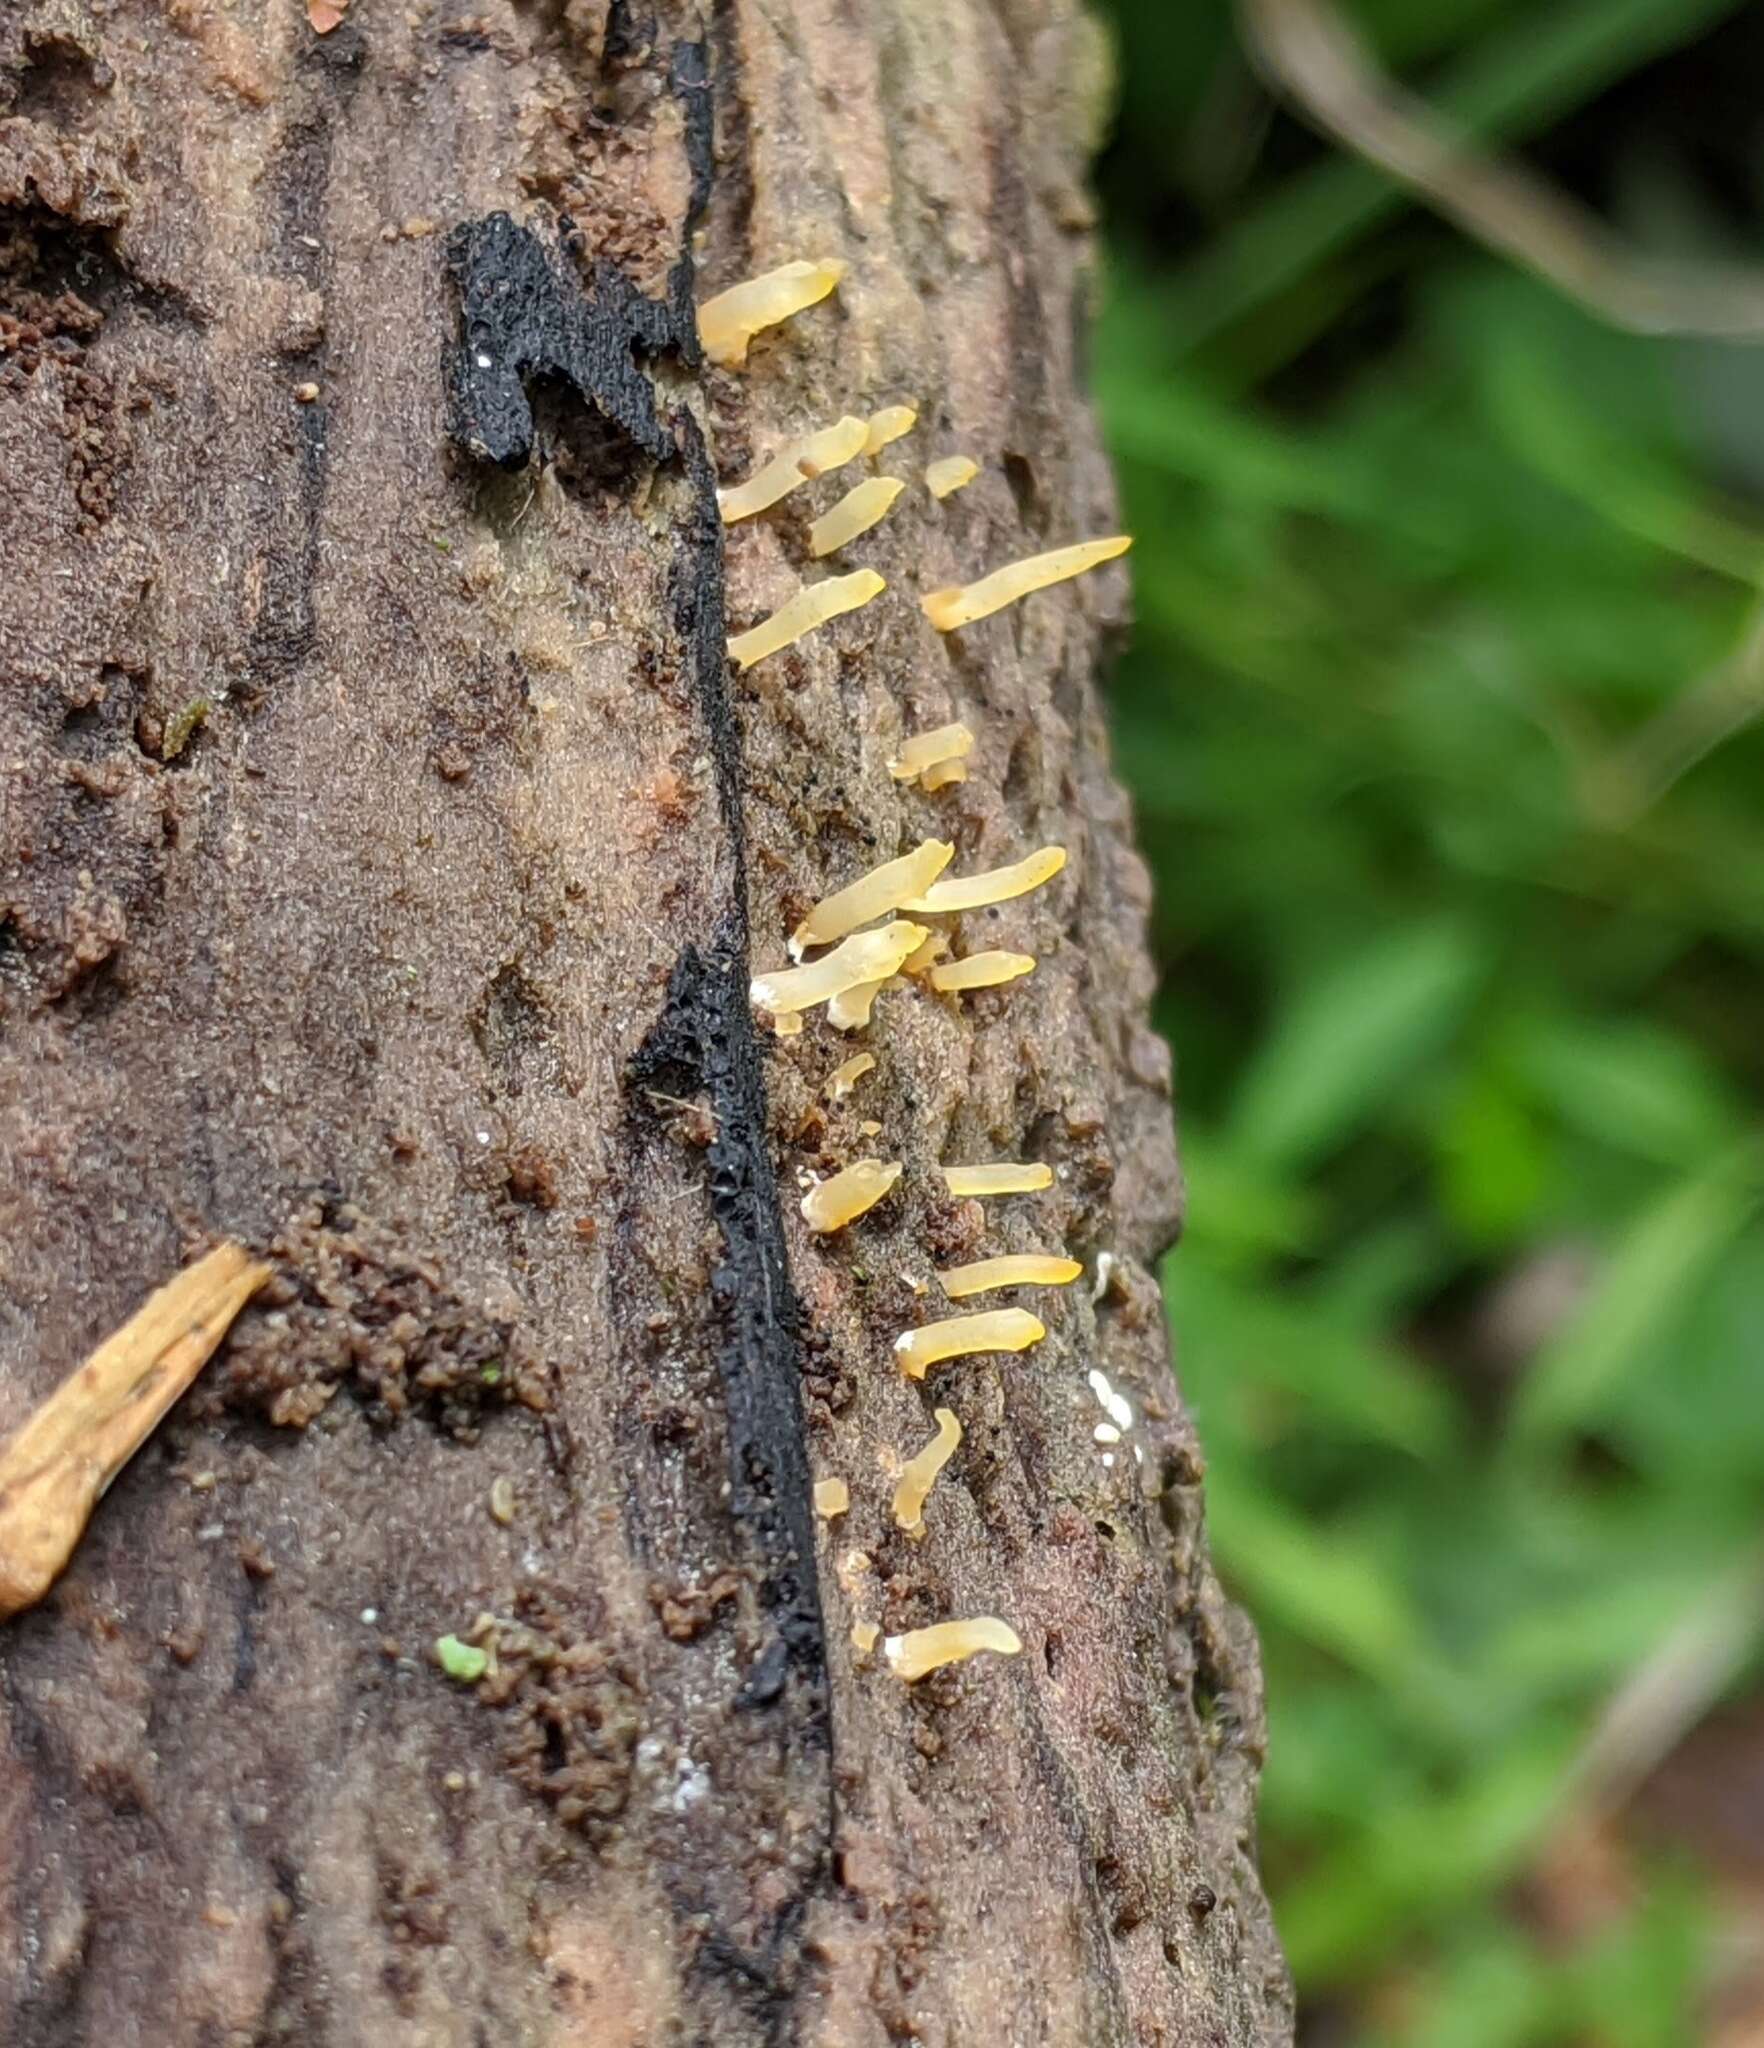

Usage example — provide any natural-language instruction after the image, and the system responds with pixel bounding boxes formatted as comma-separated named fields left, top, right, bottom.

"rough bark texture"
left=0, top=1, right=1292, bottom=2041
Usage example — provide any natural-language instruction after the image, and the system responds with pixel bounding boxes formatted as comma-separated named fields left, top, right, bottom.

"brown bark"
left=0, top=1, right=1292, bottom=2041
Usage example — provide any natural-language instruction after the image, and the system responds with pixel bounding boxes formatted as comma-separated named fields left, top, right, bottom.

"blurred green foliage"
left=1092, top=0, right=1764, bottom=2036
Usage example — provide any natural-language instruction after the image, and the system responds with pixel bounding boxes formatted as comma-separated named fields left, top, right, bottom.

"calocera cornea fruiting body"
left=901, top=845, right=1066, bottom=915
left=940, top=1162, right=1055, bottom=1197
left=923, top=535, right=1132, bottom=631
left=790, top=839, right=954, bottom=959
left=938, top=1253, right=1082, bottom=1299
left=888, top=721, right=973, bottom=784
left=928, top=950, right=1036, bottom=994
left=808, top=476, right=906, bottom=557
left=885, top=1617, right=1022, bottom=1681
left=925, top=455, right=979, bottom=500
left=752, top=919, right=928, bottom=1022
left=727, top=569, right=886, bottom=671
left=719, top=414, right=869, bottom=524
left=801, top=1158, right=902, bottom=1234
left=894, top=1307, right=1046, bottom=1380
left=892, top=1407, right=962, bottom=1534
left=814, top=1477, right=850, bottom=1518
left=823, top=1052, right=876, bottom=1100
left=697, top=257, right=844, bottom=368
left=865, top=404, right=917, bottom=454
left=688, top=275, right=1130, bottom=1695
left=899, top=929, right=950, bottom=977
left=827, top=977, right=888, bottom=1032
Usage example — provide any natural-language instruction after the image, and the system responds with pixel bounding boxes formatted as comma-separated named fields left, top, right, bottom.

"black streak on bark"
left=247, top=29, right=362, bottom=682
left=666, top=36, right=712, bottom=363
left=442, top=43, right=830, bottom=1718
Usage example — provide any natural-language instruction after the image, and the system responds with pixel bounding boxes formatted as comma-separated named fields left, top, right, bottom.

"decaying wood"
left=0, top=1243, right=270, bottom=1621
left=0, top=0, right=1292, bottom=2041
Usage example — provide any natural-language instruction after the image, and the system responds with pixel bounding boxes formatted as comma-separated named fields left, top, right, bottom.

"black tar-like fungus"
left=444, top=46, right=830, bottom=1718
left=444, top=211, right=682, bottom=469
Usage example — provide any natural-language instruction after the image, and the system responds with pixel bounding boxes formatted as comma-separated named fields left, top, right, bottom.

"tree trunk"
left=0, top=0, right=1291, bottom=2040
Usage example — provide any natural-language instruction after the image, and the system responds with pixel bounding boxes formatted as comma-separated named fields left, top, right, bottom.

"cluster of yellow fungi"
left=701, top=261, right=1130, bottom=673
left=702, top=254, right=1134, bottom=1688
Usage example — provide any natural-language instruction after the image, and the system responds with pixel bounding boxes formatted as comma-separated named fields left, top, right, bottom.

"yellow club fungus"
left=728, top=570, right=886, bottom=672
left=808, top=476, right=906, bottom=558
left=865, top=404, right=917, bottom=454
left=801, top=1158, right=902, bottom=1234
left=902, top=845, right=1066, bottom=915
left=885, top=1617, right=1022, bottom=1681
left=894, top=1306, right=1045, bottom=1380
left=719, top=415, right=868, bottom=524
left=923, top=536, right=1132, bottom=631
left=828, top=978, right=886, bottom=1031
left=928, top=951, right=1036, bottom=994
left=790, top=840, right=953, bottom=958
left=888, top=721, right=974, bottom=783
left=939, top=1253, right=1082, bottom=1299
left=814, top=1477, right=850, bottom=1518
left=939, top=1162, right=1055, bottom=1197
left=823, top=1052, right=876, bottom=1100
left=859, top=1119, right=882, bottom=1137
left=920, top=758, right=968, bottom=792
left=892, top=1408, right=962, bottom=1533
left=925, top=455, right=979, bottom=500
left=698, top=257, right=844, bottom=368
left=851, top=1619, right=880, bottom=1654
left=900, top=929, right=950, bottom=976
left=752, top=919, right=928, bottom=1018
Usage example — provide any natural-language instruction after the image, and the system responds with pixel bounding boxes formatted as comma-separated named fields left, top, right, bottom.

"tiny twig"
left=0, top=1242, right=271, bottom=1622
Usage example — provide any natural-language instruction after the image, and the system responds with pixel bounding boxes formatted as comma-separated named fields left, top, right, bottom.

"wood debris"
left=0, top=1242, right=271, bottom=1622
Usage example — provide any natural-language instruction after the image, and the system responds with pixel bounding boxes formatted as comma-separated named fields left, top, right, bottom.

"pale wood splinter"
left=0, top=1242, right=271, bottom=1622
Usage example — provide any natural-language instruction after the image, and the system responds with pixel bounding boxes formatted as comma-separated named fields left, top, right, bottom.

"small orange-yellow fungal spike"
left=823, top=1052, right=876, bottom=1100
left=719, top=416, right=868, bottom=524
left=885, top=1616, right=1021, bottom=1681
left=938, top=1253, right=1082, bottom=1299
left=902, top=845, right=1066, bottom=915
left=888, top=721, right=974, bottom=782
left=892, top=1408, right=962, bottom=1533
left=924, top=536, right=1131, bottom=631
left=808, top=476, right=906, bottom=558
left=925, top=455, right=979, bottom=500
left=893, top=1307, right=1045, bottom=1380
left=865, top=405, right=917, bottom=454
left=940, top=1162, right=1055, bottom=1197
left=920, top=758, right=968, bottom=792
left=851, top=1619, right=880, bottom=1654
left=801, top=1158, right=901, bottom=1234
left=928, top=950, right=1036, bottom=994
left=827, top=978, right=886, bottom=1032
left=790, top=839, right=953, bottom=958
left=814, top=1477, right=850, bottom=1518
left=900, top=929, right=950, bottom=976
left=698, top=257, right=845, bottom=368
left=751, top=919, right=928, bottom=1017
left=728, top=569, right=886, bottom=672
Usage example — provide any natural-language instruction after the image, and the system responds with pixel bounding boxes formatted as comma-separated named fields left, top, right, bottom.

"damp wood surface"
left=0, top=2, right=1290, bottom=2044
